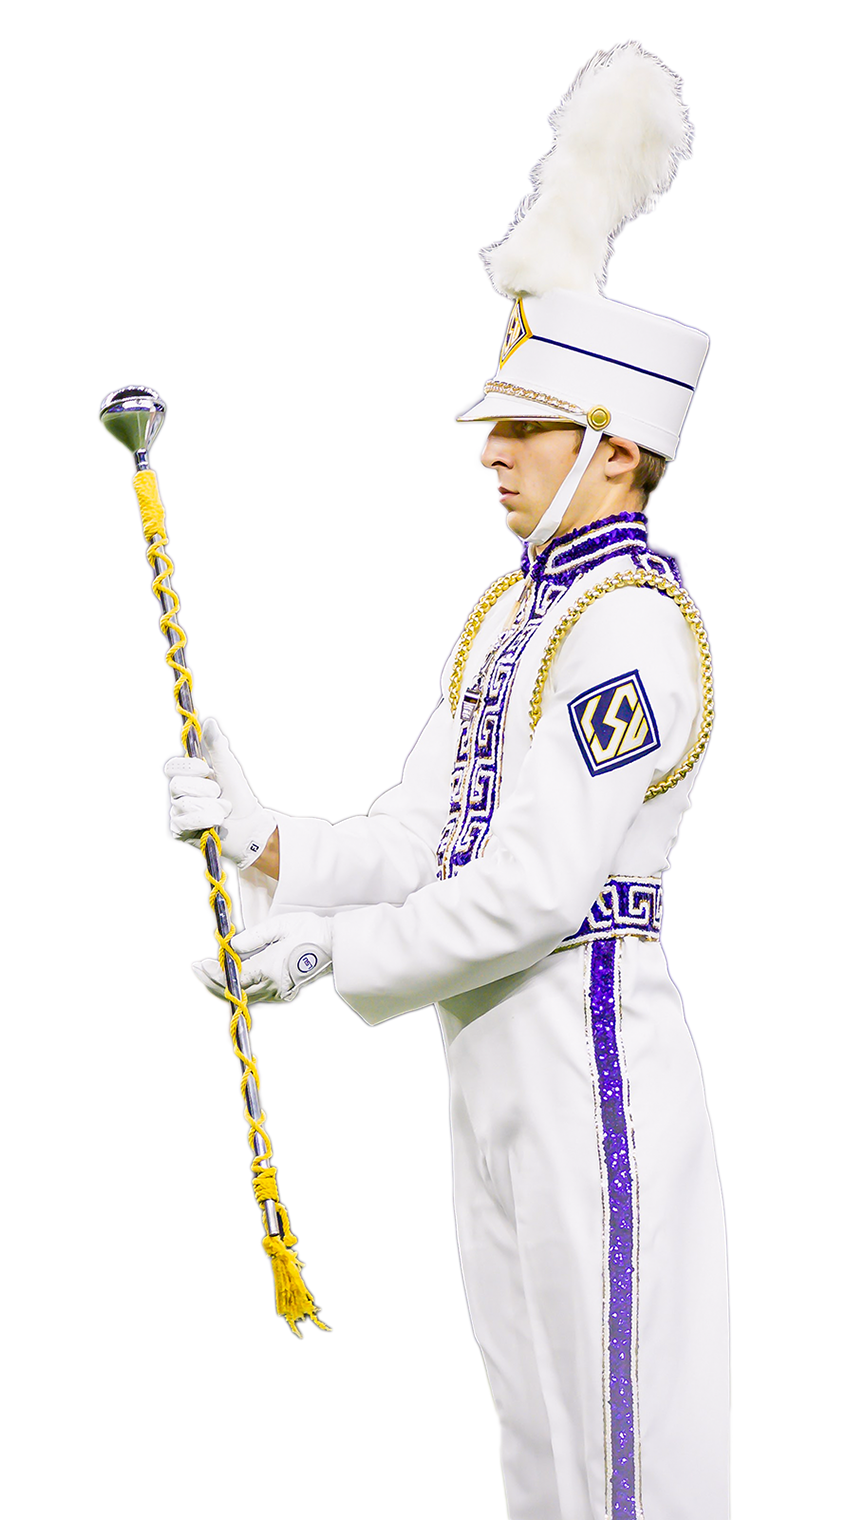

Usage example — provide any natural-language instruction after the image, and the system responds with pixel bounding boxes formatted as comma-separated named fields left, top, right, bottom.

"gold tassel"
left=253, top=1169, right=329, bottom=1335
left=262, top=1234, right=330, bottom=1336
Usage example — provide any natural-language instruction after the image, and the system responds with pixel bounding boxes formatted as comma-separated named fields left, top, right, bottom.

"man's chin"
left=504, top=506, right=533, bottom=541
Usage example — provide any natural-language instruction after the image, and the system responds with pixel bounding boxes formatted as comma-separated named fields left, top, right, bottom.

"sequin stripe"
left=528, top=541, right=650, bottom=593
left=586, top=940, right=644, bottom=1520
left=530, top=526, right=648, bottom=585
left=543, top=514, right=645, bottom=554
left=612, top=975, right=644, bottom=1520
left=546, top=533, right=647, bottom=578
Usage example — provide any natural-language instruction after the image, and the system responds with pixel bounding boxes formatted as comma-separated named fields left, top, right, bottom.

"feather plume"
left=483, top=41, right=693, bottom=298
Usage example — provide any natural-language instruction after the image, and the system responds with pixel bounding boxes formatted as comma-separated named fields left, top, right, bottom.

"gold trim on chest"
left=447, top=569, right=714, bottom=803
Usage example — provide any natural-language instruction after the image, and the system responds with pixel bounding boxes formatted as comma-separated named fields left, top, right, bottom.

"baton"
left=101, top=385, right=327, bottom=1335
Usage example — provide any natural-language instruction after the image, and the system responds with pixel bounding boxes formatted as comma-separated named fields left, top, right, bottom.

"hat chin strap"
left=524, top=425, right=603, bottom=550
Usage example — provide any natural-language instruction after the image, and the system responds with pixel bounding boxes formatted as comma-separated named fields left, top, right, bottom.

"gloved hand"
left=164, top=717, right=277, bottom=869
left=193, top=912, right=333, bottom=1003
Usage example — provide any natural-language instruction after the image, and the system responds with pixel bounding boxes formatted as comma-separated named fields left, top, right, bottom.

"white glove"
left=193, top=912, right=333, bottom=1003
left=164, top=717, right=276, bottom=869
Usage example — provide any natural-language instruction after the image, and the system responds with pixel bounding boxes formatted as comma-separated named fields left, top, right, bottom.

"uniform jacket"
left=239, top=511, right=703, bottom=1027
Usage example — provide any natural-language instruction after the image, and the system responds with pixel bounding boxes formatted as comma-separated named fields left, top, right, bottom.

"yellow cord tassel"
left=260, top=1234, right=330, bottom=1331
left=138, top=468, right=327, bottom=1337
left=253, top=1165, right=329, bottom=1335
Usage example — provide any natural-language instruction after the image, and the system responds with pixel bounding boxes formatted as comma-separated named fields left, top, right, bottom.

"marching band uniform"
left=238, top=513, right=728, bottom=1520
left=183, top=42, right=730, bottom=1520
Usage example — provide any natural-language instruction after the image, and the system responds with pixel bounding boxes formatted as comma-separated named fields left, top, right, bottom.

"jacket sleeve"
left=330, top=587, right=701, bottom=1022
left=239, top=692, right=456, bottom=926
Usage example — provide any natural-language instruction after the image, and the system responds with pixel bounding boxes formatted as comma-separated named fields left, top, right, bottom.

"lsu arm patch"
left=568, top=669, right=660, bottom=777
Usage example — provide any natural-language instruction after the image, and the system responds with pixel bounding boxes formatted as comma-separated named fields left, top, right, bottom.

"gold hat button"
left=587, top=406, right=611, bottom=431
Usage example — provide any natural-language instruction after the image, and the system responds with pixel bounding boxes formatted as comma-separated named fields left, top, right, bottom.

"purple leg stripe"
left=589, top=939, right=640, bottom=1519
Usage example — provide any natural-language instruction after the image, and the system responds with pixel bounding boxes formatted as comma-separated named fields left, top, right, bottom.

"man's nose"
left=481, top=428, right=514, bottom=469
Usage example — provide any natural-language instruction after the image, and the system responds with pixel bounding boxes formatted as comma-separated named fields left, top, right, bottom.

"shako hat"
left=459, top=42, right=709, bottom=546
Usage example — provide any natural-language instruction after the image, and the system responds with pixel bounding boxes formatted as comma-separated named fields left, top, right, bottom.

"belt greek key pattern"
left=559, top=875, right=662, bottom=950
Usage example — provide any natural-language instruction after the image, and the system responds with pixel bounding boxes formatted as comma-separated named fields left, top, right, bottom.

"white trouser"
left=441, top=938, right=729, bottom=1520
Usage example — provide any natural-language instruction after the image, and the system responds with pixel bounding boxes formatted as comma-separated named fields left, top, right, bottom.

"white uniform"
left=240, top=513, right=729, bottom=1520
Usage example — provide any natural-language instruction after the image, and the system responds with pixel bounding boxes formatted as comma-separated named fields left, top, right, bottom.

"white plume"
left=483, top=42, right=693, bottom=298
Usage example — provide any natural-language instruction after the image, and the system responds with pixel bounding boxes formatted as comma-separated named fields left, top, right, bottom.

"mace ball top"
left=99, top=385, right=166, bottom=458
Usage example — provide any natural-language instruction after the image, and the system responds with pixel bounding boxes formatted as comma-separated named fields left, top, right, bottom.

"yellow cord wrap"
left=138, top=466, right=327, bottom=1334
left=140, top=485, right=202, bottom=753
left=133, top=468, right=167, bottom=540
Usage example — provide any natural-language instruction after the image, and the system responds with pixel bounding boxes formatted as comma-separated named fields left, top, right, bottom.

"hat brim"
left=456, top=392, right=584, bottom=424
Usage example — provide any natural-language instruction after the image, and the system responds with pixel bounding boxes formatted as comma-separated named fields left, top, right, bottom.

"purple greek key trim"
left=562, top=876, right=661, bottom=948
left=437, top=516, right=673, bottom=881
left=588, top=939, right=642, bottom=1519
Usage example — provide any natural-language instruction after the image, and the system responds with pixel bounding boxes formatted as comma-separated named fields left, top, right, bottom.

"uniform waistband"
left=556, top=874, right=662, bottom=952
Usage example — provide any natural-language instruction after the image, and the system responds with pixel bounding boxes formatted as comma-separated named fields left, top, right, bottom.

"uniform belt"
left=556, top=874, right=662, bottom=952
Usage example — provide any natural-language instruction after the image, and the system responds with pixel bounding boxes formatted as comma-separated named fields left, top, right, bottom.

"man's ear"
left=604, top=436, right=641, bottom=479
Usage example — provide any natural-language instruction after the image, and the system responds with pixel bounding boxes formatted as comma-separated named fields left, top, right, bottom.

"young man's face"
left=480, top=420, right=584, bottom=540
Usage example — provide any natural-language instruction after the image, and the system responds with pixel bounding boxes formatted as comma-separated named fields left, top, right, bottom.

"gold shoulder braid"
left=448, top=570, right=524, bottom=715
left=529, top=570, right=714, bottom=803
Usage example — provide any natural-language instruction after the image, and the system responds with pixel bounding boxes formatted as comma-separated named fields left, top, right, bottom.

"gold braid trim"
left=529, top=570, right=714, bottom=802
left=448, top=570, right=524, bottom=715
left=484, top=380, right=586, bottom=417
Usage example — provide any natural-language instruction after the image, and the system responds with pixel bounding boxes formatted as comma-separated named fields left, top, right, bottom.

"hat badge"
left=499, top=299, right=532, bottom=368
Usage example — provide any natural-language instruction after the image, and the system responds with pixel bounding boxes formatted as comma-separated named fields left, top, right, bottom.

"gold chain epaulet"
left=529, top=570, right=715, bottom=802
left=448, top=569, right=524, bottom=715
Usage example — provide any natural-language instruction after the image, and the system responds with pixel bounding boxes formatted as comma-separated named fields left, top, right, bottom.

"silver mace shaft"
left=98, top=383, right=279, bottom=1246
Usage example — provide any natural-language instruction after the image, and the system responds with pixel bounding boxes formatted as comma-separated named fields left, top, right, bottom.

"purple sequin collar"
left=522, top=512, right=680, bottom=588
